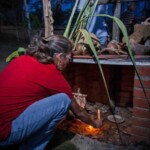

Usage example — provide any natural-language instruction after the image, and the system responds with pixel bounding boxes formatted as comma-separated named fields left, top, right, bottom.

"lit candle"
left=97, top=109, right=101, bottom=120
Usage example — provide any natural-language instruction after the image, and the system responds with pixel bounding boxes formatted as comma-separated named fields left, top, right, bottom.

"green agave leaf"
left=17, top=47, right=26, bottom=52
left=69, top=0, right=90, bottom=40
left=86, top=0, right=99, bottom=27
left=69, top=0, right=99, bottom=40
left=96, top=14, right=148, bottom=100
left=79, top=29, right=115, bottom=111
left=6, top=47, right=26, bottom=62
left=63, top=0, right=80, bottom=38
left=69, top=0, right=99, bottom=41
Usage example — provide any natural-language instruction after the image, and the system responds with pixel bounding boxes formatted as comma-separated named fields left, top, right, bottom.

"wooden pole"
left=112, top=0, right=121, bottom=42
left=42, top=0, right=54, bottom=38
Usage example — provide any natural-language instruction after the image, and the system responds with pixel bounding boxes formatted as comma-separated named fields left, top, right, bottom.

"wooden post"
left=112, top=0, right=121, bottom=42
left=42, top=0, right=54, bottom=38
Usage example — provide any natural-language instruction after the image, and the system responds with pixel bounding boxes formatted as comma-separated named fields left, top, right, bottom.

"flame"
left=59, top=119, right=102, bottom=136
left=88, top=125, right=94, bottom=130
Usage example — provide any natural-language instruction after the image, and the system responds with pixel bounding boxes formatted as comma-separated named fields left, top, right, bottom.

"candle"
left=97, top=109, right=101, bottom=120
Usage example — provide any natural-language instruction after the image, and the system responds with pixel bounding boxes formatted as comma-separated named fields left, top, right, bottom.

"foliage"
left=6, top=47, right=26, bottom=62
left=63, top=0, right=80, bottom=37
left=64, top=0, right=115, bottom=111
left=79, top=29, right=115, bottom=111
left=63, top=0, right=148, bottom=110
left=30, top=13, right=42, bottom=28
left=4, top=0, right=147, bottom=108
left=97, top=14, right=148, bottom=99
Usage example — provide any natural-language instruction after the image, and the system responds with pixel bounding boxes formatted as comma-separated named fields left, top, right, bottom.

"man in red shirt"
left=0, top=35, right=102, bottom=149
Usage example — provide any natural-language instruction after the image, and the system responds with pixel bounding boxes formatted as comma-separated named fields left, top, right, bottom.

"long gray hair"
left=26, top=35, right=73, bottom=64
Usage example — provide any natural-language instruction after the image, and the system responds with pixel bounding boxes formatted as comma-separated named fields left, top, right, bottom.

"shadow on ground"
left=0, top=129, right=77, bottom=150
left=46, top=129, right=78, bottom=150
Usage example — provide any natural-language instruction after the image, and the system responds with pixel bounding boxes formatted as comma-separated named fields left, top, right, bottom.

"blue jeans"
left=0, top=93, right=71, bottom=150
left=100, top=36, right=108, bottom=47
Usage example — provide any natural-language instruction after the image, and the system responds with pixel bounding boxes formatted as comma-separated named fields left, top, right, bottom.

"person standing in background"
left=87, top=4, right=109, bottom=48
left=78, top=0, right=109, bottom=48
left=120, top=3, right=136, bottom=35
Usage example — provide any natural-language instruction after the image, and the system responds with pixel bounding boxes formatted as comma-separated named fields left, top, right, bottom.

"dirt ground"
left=46, top=102, right=150, bottom=150
left=59, top=103, right=132, bottom=145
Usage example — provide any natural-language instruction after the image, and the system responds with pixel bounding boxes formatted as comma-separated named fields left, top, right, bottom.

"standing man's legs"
left=0, top=93, right=71, bottom=150
left=100, top=36, right=108, bottom=48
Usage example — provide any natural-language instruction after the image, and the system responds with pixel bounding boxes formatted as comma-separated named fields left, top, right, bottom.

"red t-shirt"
left=0, top=55, right=73, bottom=140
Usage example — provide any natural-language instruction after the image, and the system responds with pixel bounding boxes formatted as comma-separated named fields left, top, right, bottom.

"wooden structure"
left=64, top=55, right=150, bottom=143
left=56, top=0, right=150, bottom=143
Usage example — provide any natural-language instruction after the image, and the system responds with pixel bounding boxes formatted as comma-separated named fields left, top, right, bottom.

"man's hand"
left=70, top=98, right=103, bottom=128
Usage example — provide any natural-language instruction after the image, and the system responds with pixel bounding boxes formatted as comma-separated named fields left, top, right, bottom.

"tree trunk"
left=42, top=0, right=54, bottom=38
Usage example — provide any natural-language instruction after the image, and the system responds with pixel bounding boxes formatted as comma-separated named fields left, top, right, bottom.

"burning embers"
left=59, top=89, right=104, bottom=137
left=58, top=102, right=132, bottom=145
left=59, top=88, right=106, bottom=138
left=59, top=118, right=109, bottom=138
left=58, top=89, right=132, bottom=145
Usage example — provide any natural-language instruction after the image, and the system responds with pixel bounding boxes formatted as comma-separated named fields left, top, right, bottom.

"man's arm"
left=70, top=98, right=102, bottom=128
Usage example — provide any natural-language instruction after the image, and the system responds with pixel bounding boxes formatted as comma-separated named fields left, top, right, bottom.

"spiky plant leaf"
left=86, top=0, right=99, bottom=28
left=80, top=29, right=115, bottom=111
left=69, top=0, right=90, bottom=40
left=63, top=0, right=80, bottom=38
left=6, top=47, right=26, bottom=62
left=96, top=14, right=148, bottom=100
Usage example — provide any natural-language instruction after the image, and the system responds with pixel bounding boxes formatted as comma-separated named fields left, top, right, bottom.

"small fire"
left=88, top=125, right=94, bottom=131
left=86, top=125, right=101, bottom=135
left=59, top=119, right=103, bottom=137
